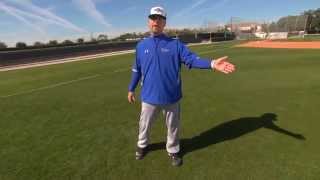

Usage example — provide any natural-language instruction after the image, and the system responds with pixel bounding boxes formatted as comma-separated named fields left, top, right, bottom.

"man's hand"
left=128, top=91, right=136, bottom=103
left=213, top=56, right=236, bottom=74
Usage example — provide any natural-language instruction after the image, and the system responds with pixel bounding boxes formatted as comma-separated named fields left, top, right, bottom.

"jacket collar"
left=150, top=33, right=166, bottom=38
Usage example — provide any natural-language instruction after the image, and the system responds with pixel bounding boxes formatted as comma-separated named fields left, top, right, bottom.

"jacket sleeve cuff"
left=211, top=60, right=215, bottom=69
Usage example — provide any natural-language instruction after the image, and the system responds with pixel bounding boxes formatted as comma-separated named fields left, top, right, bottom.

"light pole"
left=310, top=14, right=317, bottom=31
left=303, top=14, right=309, bottom=37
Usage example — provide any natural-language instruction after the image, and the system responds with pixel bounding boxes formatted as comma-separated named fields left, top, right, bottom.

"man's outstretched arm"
left=213, top=56, right=235, bottom=74
left=178, top=42, right=235, bottom=73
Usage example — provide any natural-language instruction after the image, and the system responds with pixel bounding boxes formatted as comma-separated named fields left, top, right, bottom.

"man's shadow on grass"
left=148, top=113, right=305, bottom=157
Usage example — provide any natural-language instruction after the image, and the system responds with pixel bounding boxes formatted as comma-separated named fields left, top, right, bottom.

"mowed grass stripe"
left=0, top=68, right=131, bottom=98
left=0, top=53, right=134, bottom=96
left=0, top=42, right=320, bottom=179
left=0, top=41, right=231, bottom=98
left=0, top=74, right=101, bottom=98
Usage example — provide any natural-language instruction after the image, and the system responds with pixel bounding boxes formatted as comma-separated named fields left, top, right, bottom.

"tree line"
left=1, top=8, right=319, bottom=50
left=0, top=34, right=110, bottom=50
left=268, top=8, right=320, bottom=33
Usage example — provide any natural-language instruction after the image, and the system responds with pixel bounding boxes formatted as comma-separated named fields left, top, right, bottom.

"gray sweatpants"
left=137, top=102, right=180, bottom=154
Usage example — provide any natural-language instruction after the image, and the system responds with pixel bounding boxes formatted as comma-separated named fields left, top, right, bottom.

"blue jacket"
left=128, top=34, right=213, bottom=105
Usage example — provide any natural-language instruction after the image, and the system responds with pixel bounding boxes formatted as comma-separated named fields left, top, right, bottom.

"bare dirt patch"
left=236, top=40, right=320, bottom=49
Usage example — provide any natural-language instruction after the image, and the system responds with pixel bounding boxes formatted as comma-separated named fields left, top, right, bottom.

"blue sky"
left=0, top=0, right=319, bottom=46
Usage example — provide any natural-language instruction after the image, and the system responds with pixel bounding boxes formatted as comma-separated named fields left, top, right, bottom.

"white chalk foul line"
left=0, top=74, right=101, bottom=98
left=0, top=42, right=232, bottom=98
left=0, top=42, right=232, bottom=72
left=0, top=66, right=132, bottom=99
left=0, top=50, right=135, bottom=72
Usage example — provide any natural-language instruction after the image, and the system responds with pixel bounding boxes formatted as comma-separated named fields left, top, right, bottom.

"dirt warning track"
left=236, top=41, right=320, bottom=49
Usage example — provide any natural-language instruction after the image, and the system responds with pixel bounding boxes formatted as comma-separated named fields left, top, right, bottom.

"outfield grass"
left=303, top=34, right=320, bottom=41
left=0, top=41, right=319, bottom=179
left=287, top=34, right=320, bottom=41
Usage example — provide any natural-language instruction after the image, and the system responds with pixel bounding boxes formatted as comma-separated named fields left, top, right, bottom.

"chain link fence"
left=225, top=15, right=310, bottom=40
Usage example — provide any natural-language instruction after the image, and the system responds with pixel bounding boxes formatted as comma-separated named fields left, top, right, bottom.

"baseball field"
left=0, top=41, right=319, bottom=179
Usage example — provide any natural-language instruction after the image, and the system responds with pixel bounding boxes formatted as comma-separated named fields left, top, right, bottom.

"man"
left=128, top=6, right=235, bottom=167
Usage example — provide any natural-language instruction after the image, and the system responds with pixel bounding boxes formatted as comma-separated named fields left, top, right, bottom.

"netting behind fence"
left=224, top=15, right=309, bottom=40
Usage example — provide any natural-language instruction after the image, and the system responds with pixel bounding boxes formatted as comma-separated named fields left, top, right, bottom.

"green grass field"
left=287, top=34, right=320, bottom=41
left=0, top=41, right=319, bottom=179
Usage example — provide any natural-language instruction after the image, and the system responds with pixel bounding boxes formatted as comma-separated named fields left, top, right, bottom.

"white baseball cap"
left=149, top=6, right=166, bottom=19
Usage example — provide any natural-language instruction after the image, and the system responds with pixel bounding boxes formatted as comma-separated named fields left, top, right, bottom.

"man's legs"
left=136, top=101, right=182, bottom=166
left=137, top=102, right=160, bottom=150
left=163, top=102, right=182, bottom=166
left=163, top=102, right=180, bottom=154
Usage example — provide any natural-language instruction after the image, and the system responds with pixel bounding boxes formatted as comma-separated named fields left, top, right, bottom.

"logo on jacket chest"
left=160, top=48, right=170, bottom=53
left=144, top=48, right=170, bottom=54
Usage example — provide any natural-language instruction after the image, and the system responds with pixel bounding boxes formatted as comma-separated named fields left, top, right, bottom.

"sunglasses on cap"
left=149, top=15, right=166, bottom=20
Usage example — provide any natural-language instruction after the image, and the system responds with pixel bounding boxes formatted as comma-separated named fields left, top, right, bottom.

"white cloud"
left=22, top=1, right=87, bottom=33
left=0, top=0, right=90, bottom=46
left=172, top=0, right=208, bottom=19
left=0, top=2, right=46, bottom=35
left=195, top=0, right=231, bottom=15
left=2, top=0, right=87, bottom=33
left=72, top=0, right=112, bottom=28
